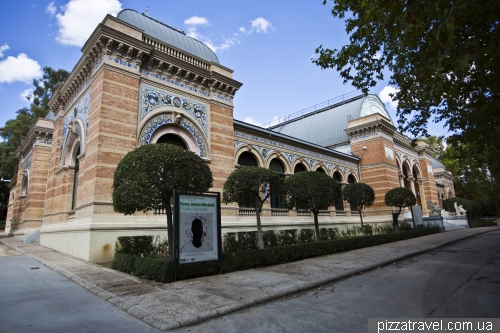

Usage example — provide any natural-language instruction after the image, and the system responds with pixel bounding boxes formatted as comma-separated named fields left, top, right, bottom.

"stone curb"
left=1, top=226, right=499, bottom=331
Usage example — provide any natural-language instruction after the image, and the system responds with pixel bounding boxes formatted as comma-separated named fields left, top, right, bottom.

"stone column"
left=408, top=176, right=416, bottom=195
left=398, top=173, right=404, bottom=187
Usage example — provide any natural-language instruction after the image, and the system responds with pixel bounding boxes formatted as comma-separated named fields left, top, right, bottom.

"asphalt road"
left=0, top=244, right=162, bottom=333
left=173, top=229, right=500, bottom=333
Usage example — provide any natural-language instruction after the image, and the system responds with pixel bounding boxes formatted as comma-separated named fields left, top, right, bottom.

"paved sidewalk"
left=1, top=226, right=499, bottom=331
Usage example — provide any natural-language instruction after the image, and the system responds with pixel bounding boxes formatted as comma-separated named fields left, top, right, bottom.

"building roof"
left=269, top=94, right=394, bottom=147
left=233, top=120, right=359, bottom=162
left=116, top=9, right=219, bottom=64
left=432, top=158, right=446, bottom=170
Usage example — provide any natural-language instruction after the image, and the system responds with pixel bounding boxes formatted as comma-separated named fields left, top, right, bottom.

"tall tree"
left=222, top=166, right=285, bottom=249
left=0, top=67, right=70, bottom=214
left=285, top=171, right=341, bottom=241
left=314, top=0, right=500, bottom=215
left=112, top=144, right=213, bottom=257
left=1, top=67, right=69, bottom=162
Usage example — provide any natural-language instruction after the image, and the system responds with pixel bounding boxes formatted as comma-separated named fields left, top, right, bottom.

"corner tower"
left=41, top=9, right=242, bottom=262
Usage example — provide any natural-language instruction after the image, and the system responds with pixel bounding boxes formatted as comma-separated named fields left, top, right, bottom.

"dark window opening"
left=294, top=163, right=306, bottom=173
left=156, top=134, right=187, bottom=149
left=269, top=159, right=285, bottom=209
left=238, top=152, right=258, bottom=167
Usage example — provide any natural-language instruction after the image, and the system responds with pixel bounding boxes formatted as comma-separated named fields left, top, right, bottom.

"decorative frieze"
left=234, top=131, right=357, bottom=169
left=141, top=86, right=208, bottom=136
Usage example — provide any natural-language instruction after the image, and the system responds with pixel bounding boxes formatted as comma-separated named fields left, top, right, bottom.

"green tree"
left=112, top=144, right=213, bottom=257
left=314, top=0, right=499, bottom=142
left=439, top=139, right=498, bottom=215
left=285, top=171, right=341, bottom=241
left=0, top=67, right=69, bottom=214
left=222, top=166, right=285, bottom=249
left=31, top=67, right=70, bottom=113
left=384, top=187, right=417, bottom=217
left=342, top=183, right=375, bottom=227
left=420, top=136, right=446, bottom=159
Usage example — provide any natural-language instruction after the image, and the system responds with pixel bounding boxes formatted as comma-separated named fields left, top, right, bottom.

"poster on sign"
left=173, top=191, right=221, bottom=265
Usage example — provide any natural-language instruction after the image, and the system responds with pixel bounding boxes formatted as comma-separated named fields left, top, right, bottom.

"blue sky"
left=0, top=0, right=446, bottom=137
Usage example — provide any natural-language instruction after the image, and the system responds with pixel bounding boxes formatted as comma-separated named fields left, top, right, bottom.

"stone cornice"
left=49, top=16, right=242, bottom=115
left=15, top=119, right=53, bottom=158
left=344, top=117, right=396, bottom=138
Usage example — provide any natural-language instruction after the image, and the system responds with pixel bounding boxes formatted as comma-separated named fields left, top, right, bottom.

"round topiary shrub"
left=384, top=187, right=417, bottom=216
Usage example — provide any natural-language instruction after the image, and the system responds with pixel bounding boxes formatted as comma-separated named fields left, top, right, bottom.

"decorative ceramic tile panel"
left=23, top=154, right=32, bottom=171
left=108, top=56, right=138, bottom=69
left=141, top=86, right=208, bottom=136
left=280, top=152, right=299, bottom=167
left=304, top=157, right=319, bottom=169
left=59, top=90, right=90, bottom=166
left=234, top=140, right=246, bottom=152
left=253, top=145, right=275, bottom=163
left=138, top=113, right=208, bottom=158
left=138, top=114, right=172, bottom=146
left=140, top=70, right=211, bottom=98
left=323, top=162, right=335, bottom=172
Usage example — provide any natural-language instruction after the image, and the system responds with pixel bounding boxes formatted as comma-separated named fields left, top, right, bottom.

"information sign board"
left=173, top=190, right=221, bottom=266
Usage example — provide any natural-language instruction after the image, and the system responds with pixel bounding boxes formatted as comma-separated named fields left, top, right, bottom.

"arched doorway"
left=269, top=158, right=285, bottom=209
left=316, top=168, right=326, bottom=173
left=156, top=133, right=187, bottom=149
left=347, top=174, right=356, bottom=184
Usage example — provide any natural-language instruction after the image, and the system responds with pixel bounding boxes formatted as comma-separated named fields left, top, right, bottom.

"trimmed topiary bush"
left=223, top=166, right=285, bottom=249
left=285, top=171, right=341, bottom=241
left=384, top=188, right=416, bottom=213
left=112, top=144, right=213, bottom=257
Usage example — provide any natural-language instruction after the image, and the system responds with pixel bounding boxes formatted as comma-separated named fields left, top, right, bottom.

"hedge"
left=112, top=227, right=440, bottom=283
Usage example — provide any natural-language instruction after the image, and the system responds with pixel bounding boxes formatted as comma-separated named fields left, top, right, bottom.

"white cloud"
left=0, top=53, right=42, bottom=84
left=45, top=2, right=56, bottom=16
left=0, top=44, right=9, bottom=58
left=54, top=0, right=122, bottom=47
left=379, top=86, right=399, bottom=109
left=184, top=17, right=240, bottom=53
left=239, top=27, right=246, bottom=33
left=243, top=117, right=262, bottom=127
left=251, top=17, right=272, bottom=33
left=19, top=88, right=34, bottom=103
left=184, top=16, right=210, bottom=26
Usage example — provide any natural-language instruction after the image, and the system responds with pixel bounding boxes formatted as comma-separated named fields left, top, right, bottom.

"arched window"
left=347, top=174, right=356, bottom=184
left=269, top=158, right=285, bottom=209
left=316, top=168, right=326, bottom=173
left=71, top=146, right=81, bottom=211
left=333, top=171, right=344, bottom=211
left=294, top=163, right=306, bottom=173
left=156, top=133, right=187, bottom=149
left=20, top=171, right=29, bottom=196
left=238, top=152, right=258, bottom=167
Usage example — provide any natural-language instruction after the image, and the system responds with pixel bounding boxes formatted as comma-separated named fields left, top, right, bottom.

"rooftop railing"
left=262, top=90, right=364, bottom=129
